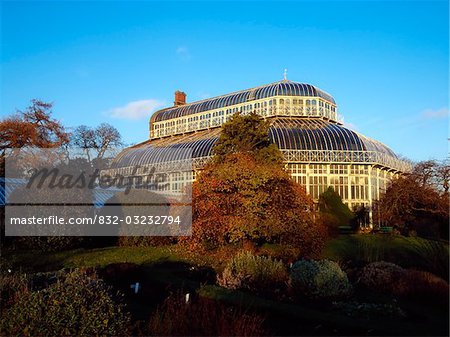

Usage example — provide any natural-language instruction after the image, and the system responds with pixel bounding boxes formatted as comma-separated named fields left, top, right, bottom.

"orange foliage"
left=0, top=100, right=68, bottom=151
left=184, top=153, right=327, bottom=258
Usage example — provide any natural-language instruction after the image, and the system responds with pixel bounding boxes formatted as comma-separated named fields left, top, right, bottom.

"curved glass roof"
left=111, top=118, right=399, bottom=169
left=111, top=128, right=221, bottom=168
left=151, top=81, right=336, bottom=123
left=269, top=119, right=397, bottom=157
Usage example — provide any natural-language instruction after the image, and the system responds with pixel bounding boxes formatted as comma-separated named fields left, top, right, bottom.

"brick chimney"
left=174, top=90, right=186, bottom=106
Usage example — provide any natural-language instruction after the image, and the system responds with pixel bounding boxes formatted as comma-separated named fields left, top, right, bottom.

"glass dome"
left=151, top=80, right=336, bottom=123
left=111, top=117, right=402, bottom=169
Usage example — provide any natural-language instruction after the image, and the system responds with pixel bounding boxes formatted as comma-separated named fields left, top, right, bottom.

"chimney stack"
left=174, top=91, right=186, bottom=106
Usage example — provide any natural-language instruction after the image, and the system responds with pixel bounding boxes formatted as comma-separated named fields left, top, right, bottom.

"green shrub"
left=358, top=261, right=404, bottom=293
left=147, top=293, right=267, bottom=336
left=318, top=187, right=354, bottom=235
left=217, top=251, right=287, bottom=294
left=1, top=269, right=131, bottom=337
left=289, top=259, right=352, bottom=300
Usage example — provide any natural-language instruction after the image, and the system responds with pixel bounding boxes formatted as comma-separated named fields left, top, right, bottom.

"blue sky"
left=1, top=1, right=448, bottom=161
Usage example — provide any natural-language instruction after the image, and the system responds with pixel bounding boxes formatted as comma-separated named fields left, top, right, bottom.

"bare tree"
left=69, top=123, right=123, bottom=166
left=70, top=125, right=96, bottom=163
left=412, top=159, right=450, bottom=193
left=413, top=160, right=437, bottom=187
left=94, top=123, right=122, bottom=160
left=435, top=159, right=450, bottom=193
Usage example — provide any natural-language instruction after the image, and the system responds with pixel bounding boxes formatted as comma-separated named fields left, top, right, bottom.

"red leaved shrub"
left=394, top=269, right=449, bottom=306
left=146, top=293, right=267, bottom=336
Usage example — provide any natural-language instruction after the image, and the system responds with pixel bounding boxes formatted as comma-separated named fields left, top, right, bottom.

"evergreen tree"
left=212, top=112, right=283, bottom=165
left=318, top=187, right=354, bottom=234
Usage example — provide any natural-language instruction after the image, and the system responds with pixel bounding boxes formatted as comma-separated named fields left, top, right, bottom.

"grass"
left=2, top=236, right=449, bottom=336
left=3, top=244, right=244, bottom=275
left=6, top=234, right=448, bottom=277
left=323, top=234, right=449, bottom=279
left=4, top=246, right=179, bottom=272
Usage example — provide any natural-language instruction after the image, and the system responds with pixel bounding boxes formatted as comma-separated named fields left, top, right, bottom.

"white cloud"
left=108, top=99, right=165, bottom=120
left=176, top=46, right=191, bottom=61
left=421, top=107, right=449, bottom=120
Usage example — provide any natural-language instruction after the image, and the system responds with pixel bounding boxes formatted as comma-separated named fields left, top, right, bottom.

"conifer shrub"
left=289, top=259, right=352, bottom=300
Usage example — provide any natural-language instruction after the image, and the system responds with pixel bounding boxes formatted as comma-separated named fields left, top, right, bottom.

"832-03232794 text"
left=8, top=215, right=182, bottom=226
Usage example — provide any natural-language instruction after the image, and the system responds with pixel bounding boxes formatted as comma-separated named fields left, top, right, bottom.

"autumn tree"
left=0, top=100, right=69, bottom=175
left=0, top=100, right=68, bottom=152
left=0, top=100, right=70, bottom=246
left=186, top=113, right=327, bottom=257
left=374, top=160, right=449, bottom=238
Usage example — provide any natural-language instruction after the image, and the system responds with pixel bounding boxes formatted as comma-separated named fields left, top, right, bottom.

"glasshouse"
left=107, top=79, right=410, bottom=211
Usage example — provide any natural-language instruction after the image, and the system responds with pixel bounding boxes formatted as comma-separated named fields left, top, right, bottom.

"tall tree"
left=411, top=159, right=450, bottom=193
left=413, top=160, right=437, bottom=187
left=71, top=125, right=96, bottom=163
left=70, top=123, right=123, bottom=164
left=185, top=113, right=327, bottom=257
left=318, top=187, right=354, bottom=235
left=212, top=112, right=283, bottom=164
left=0, top=99, right=68, bottom=154
left=0, top=100, right=69, bottom=175
left=436, top=160, right=450, bottom=193
left=374, top=170, right=449, bottom=238
left=94, top=123, right=122, bottom=160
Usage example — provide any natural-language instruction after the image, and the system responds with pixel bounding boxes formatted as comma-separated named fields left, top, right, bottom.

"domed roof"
left=151, top=81, right=336, bottom=123
left=111, top=118, right=403, bottom=170
left=269, top=118, right=397, bottom=156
